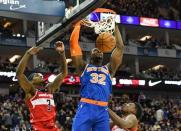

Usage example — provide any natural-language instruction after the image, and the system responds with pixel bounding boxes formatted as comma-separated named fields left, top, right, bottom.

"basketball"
left=96, top=32, right=116, bottom=53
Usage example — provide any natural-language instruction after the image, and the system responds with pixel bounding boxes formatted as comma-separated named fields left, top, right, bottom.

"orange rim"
left=93, top=8, right=116, bottom=14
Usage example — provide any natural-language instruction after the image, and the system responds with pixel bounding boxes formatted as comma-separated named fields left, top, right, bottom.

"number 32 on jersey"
left=90, top=73, right=106, bottom=85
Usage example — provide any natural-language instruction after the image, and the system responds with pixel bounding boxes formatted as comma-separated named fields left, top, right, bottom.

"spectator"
left=0, top=91, right=180, bottom=130
left=2, top=110, right=13, bottom=130
left=155, top=107, right=164, bottom=122
left=103, top=0, right=180, bottom=20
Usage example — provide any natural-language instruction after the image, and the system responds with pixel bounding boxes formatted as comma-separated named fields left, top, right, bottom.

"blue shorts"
left=72, top=102, right=110, bottom=131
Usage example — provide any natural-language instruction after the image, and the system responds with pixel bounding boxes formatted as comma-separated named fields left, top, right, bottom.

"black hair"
left=28, top=73, right=36, bottom=81
left=28, top=73, right=47, bottom=92
left=28, top=73, right=44, bottom=82
left=135, top=103, right=143, bottom=120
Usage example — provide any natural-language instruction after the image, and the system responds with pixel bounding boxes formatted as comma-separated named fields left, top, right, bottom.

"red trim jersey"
left=112, top=125, right=138, bottom=131
left=26, top=90, right=59, bottom=131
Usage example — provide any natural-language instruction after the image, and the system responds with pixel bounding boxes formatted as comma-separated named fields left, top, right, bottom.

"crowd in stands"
left=64, top=0, right=181, bottom=20
left=0, top=57, right=18, bottom=72
left=0, top=91, right=180, bottom=131
left=126, top=37, right=181, bottom=50
left=114, top=64, right=181, bottom=80
left=110, top=94, right=180, bottom=131
left=1, top=56, right=181, bottom=80
left=0, top=19, right=13, bottom=37
left=0, top=93, right=31, bottom=131
left=67, top=26, right=181, bottom=51
left=104, top=0, right=181, bottom=20
left=0, top=56, right=60, bottom=73
left=33, top=61, right=60, bottom=73
left=140, top=66, right=181, bottom=80
left=139, top=96, right=180, bottom=131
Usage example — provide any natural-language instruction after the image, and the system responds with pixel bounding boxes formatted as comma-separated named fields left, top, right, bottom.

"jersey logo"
left=31, top=98, right=55, bottom=110
left=90, top=73, right=106, bottom=85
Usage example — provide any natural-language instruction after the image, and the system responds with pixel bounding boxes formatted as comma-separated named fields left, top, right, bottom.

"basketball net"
left=82, top=8, right=116, bottom=34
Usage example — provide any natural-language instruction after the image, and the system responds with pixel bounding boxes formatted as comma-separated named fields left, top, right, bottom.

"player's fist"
left=55, top=41, right=65, bottom=53
left=27, top=46, right=43, bottom=55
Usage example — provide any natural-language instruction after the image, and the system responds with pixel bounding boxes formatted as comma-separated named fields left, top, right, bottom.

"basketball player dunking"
left=16, top=41, right=67, bottom=131
left=70, top=21, right=124, bottom=131
left=109, top=103, right=143, bottom=131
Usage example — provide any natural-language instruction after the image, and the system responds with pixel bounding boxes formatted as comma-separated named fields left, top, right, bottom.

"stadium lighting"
left=152, top=65, right=165, bottom=70
left=139, top=35, right=152, bottom=41
left=3, top=21, right=11, bottom=28
left=17, top=34, right=21, bottom=37
left=9, top=55, right=21, bottom=63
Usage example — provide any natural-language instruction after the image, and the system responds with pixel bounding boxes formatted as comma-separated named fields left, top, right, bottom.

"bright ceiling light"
left=152, top=65, right=165, bottom=70
left=17, top=34, right=21, bottom=37
left=3, top=22, right=11, bottom=28
left=139, top=35, right=152, bottom=41
left=9, top=55, right=21, bottom=63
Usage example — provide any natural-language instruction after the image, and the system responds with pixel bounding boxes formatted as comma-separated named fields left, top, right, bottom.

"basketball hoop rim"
left=82, top=8, right=116, bottom=34
left=93, top=8, right=116, bottom=14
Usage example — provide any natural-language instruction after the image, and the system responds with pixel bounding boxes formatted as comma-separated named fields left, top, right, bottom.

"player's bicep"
left=72, top=56, right=86, bottom=76
left=108, top=48, right=123, bottom=77
left=120, top=115, right=137, bottom=129
left=17, top=74, right=34, bottom=93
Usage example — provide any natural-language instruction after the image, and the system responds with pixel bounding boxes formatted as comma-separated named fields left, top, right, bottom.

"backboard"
left=36, top=0, right=107, bottom=47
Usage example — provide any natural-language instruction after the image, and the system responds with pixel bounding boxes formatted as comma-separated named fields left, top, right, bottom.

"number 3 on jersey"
left=47, top=99, right=51, bottom=111
left=90, top=73, right=106, bottom=85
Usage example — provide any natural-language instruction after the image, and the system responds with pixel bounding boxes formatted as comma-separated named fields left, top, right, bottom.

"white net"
left=82, top=13, right=116, bottom=34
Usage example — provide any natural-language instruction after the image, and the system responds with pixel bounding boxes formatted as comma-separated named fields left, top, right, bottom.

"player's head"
left=28, top=73, right=47, bottom=91
left=122, top=102, right=143, bottom=120
left=28, top=73, right=44, bottom=85
left=90, top=48, right=103, bottom=66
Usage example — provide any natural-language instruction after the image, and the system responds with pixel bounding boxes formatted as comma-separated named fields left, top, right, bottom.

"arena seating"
left=0, top=92, right=180, bottom=130
left=103, top=0, right=181, bottom=20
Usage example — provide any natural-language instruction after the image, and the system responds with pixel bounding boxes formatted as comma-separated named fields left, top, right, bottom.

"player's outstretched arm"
left=16, top=47, right=43, bottom=93
left=107, top=24, right=124, bottom=77
left=108, top=108, right=137, bottom=129
left=70, top=22, right=86, bottom=76
left=48, top=41, right=68, bottom=93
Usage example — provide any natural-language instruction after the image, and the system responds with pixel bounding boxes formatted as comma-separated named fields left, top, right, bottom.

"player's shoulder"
left=126, top=114, right=137, bottom=121
left=126, top=114, right=138, bottom=127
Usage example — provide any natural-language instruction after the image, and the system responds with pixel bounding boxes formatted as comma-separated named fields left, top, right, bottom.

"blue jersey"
left=80, top=64, right=112, bottom=102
